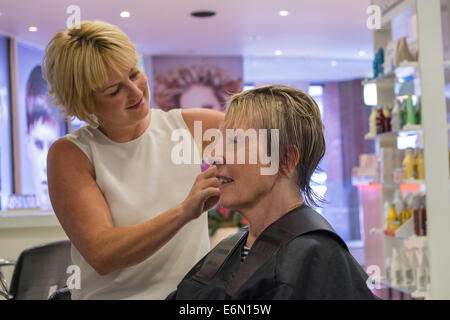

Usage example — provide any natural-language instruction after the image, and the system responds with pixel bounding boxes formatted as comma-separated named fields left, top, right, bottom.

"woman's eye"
left=109, top=86, right=120, bottom=97
left=130, top=71, right=139, bottom=79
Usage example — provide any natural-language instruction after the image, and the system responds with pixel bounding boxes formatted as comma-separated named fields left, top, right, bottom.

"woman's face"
left=212, top=124, right=278, bottom=212
left=92, top=66, right=150, bottom=127
left=26, top=117, right=60, bottom=208
left=179, top=84, right=222, bottom=111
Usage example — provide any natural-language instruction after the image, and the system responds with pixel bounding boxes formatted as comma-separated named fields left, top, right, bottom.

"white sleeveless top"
left=64, top=108, right=210, bottom=300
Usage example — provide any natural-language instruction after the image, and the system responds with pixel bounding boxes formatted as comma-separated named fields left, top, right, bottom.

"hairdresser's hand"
left=180, top=165, right=220, bottom=222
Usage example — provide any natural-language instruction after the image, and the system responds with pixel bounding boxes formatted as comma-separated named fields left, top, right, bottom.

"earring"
left=88, top=114, right=99, bottom=128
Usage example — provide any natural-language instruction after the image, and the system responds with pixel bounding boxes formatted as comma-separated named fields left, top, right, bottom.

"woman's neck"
left=97, top=112, right=151, bottom=143
left=243, top=189, right=303, bottom=248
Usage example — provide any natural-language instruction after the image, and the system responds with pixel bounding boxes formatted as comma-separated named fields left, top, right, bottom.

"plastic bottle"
left=416, top=96, right=422, bottom=125
left=383, top=107, right=392, bottom=132
left=420, top=194, right=427, bottom=236
left=391, top=248, right=403, bottom=287
left=391, top=100, right=402, bottom=132
left=403, top=148, right=415, bottom=180
left=416, top=149, right=425, bottom=180
left=416, top=247, right=429, bottom=292
left=400, top=100, right=407, bottom=128
left=369, top=107, right=377, bottom=137
left=376, top=106, right=385, bottom=134
left=401, top=248, right=414, bottom=289
left=386, top=201, right=399, bottom=230
left=406, top=95, right=417, bottom=125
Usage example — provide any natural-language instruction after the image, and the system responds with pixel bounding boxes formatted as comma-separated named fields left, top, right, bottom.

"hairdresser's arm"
left=47, top=138, right=219, bottom=276
left=181, top=108, right=224, bottom=156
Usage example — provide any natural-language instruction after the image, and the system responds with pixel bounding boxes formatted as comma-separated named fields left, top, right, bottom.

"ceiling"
left=0, top=0, right=374, bottom=82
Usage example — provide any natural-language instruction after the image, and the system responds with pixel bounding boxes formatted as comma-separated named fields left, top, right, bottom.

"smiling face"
left=92, top=65, right=150, bottom=128
left=213, top=125, right=278, bottom=212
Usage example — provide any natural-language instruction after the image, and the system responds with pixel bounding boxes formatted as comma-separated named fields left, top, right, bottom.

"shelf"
left=381, top=280, right=428, bottom=299
left=364, top=124, right=450, bottom=140
left=370, top=227, right=427, bottom=244
left=363, top=60, right=450, bottom=86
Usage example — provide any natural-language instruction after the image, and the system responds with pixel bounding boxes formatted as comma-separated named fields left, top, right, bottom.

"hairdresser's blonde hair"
left=223, top=85, right=326, bottom=207
left=43, top=21, right=140, bottom=126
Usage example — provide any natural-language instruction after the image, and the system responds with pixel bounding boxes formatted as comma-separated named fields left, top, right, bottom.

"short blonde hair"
left=223, top=85, right=326, bottom=207
left=43, top=21, right=140, bottom=126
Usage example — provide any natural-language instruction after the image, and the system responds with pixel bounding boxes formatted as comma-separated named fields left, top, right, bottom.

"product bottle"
left=383, top=107, right=392, bottom=132
left=416, top=149, right=425, bottom=180
left=391, top=100, right=402, bottom=131
left=403, top=148, right=415, bottom=180
left=402, top=248, right=414, bottom=289
left=369, top=107, right=377, bottom=136
left=400, top=100, right=407, bottom=128
left=386, top=201, right=399, bottom=230
left=391, top=248, right=403, bottom=287
left=416, top=247, right=429, bottom=292
left=405, top=193, right=414, bottom=220
left=416, top=96, right=422, bottom=125
left=399, top=196, right=411, bottom=225
left=376, top=106, right=385, bottom=134
left=420, top=194, right=427, bottom=236
left=406, top=95, right=417, bottom=125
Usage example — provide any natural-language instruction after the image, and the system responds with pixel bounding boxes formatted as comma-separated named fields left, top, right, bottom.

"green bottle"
left=401, top=100, right=407, bottom=128
left=416, top=96, right=422, bottom=125
left=406, top=95, right=417, bottom=125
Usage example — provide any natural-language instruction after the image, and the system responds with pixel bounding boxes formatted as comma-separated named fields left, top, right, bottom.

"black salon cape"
left=167, top=205, right=378, bottom=300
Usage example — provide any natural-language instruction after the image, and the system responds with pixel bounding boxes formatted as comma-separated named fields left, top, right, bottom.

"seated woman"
left=167, top=85, right=378, bottom=300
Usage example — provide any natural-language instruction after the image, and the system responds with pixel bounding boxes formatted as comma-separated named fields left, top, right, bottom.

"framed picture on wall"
left=0, top=36, right=13, bottom=211
left=16, top=41, right=67, bottom=210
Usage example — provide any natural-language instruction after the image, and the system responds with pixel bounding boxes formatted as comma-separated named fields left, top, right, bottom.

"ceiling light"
left=279, top=10, right=289, bottom=16
left=28, top=26, right=38, bottom=32
left=359, top=51, right=366, bottom=57
left=331, top=61, right=338, bottom=67
left=191, top=11, right=216, bottom=18
left=275, top=50, right=283, bottom=56
left=120, top=11, right=130, bottom=18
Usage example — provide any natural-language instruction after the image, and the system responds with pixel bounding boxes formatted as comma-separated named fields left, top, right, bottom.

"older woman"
left=45, top=21, right=223, bottom=299
left=168, top=85, right=378, bottom=300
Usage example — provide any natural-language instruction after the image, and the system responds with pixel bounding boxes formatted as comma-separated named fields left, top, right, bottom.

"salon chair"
left=0, top=240, right=71, bottom=300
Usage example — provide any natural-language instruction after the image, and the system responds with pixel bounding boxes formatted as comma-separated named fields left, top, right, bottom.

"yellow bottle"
left=369, top=107, right=377, bottom=137
left=416, top=150, right=425, bottom=180
left=386, top=202, right=399, bottom=230
left=403, top=149, right=415, bottom=181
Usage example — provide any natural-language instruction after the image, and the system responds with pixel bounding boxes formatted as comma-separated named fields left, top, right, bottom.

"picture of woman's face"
left=26, top=117, right=60, bottom=209
left=179, top=84, right=222, bottom=111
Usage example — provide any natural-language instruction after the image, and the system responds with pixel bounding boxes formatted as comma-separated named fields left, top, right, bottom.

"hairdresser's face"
left=212, top=123, right=278, bottom=213
left=26, top=117, right=60, bottom=208
left=180, top=84, right=222, bottom=111
left=92, top=65, right=150, bottom=127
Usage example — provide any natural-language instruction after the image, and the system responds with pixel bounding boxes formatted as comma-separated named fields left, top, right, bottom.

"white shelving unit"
left=363, top=0, right=450, bottom=299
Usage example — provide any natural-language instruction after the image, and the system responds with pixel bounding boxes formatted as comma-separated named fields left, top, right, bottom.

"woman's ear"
left=280, top=145, right=300, bottom=177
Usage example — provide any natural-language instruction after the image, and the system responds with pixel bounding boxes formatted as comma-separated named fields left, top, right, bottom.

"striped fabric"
left=241, top=246, right=250, bottom=262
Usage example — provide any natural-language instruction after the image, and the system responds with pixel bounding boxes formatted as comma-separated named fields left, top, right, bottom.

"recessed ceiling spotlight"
left=275, top=50, right=283, bottom=56
left=28, top=26, right=38, bottom=32
left=191, top=10, right=216, bottom=18
left=120, top=11, right=131, bottom=18
left=331, top=61, right=338, bottom=67
left=359, top=50, right=366, bottom=57
left=279, top=10, right=289, bottom=16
